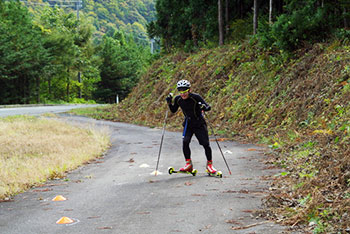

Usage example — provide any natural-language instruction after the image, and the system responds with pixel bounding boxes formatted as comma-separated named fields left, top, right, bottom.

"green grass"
left=68, top=105, right=118, bottom=120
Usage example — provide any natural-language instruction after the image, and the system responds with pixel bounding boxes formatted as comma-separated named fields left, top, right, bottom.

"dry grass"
left=0, top=115, right=110, bottom=199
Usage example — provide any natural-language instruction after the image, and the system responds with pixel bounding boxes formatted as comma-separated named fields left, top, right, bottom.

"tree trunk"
left=48, top=77, right=51, bottom=100
left=269, top=0, right=273, bottom=24
left=238, top=0, right=244, bottom=18
left=344, top=7, right=348, bottom=28
left=225, top=0, right=229, bottom=36
left=66, top=69, right=70, bottom=102
left=218, top=0, right=224, bottom=45
left=276, top=0, right=283, bottom=14
left=36, top=76, right=40, bottom=103
left=78, top=71, right=82, bottom=99
left=253, top=0, right=258, bottom=34
left=191, top=24, right=198, bottom=47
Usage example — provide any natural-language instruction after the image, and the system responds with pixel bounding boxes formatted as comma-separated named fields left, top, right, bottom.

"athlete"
left=166, top=79, right=218, bottom=174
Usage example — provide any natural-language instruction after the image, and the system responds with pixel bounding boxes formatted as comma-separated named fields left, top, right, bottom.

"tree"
left=253, top=0, right=258, bottom=34
left=95, top=31, right=150, bottom=103
left=269, top=0, right=273, bottom=24
left=148, top=0, right=218, bottom=51
left=38, top=6, right=99, bottom=102
left=218, top=0, right=224, bottom=45
left=0, top=1, right=49, bottom=104
left=225, top=0, right=229, bottom=35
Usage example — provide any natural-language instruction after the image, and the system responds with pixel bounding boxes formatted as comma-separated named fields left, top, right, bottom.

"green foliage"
left=0, top=1, right=153, bottom=105
left=94, top=31, right=152, bottom=103
left=25, top=0, right=156, bottom=45
left=150, top=0, right=350, bottom=52
left=258, top=0, right=334, bottom=51
left=228, top=18, right=252, bottom=43
left=0, top=1, right=49, bottom=104
left=69, top=104, right=118, bottom=120
left=149, top=0, right=217, bottom=52
left=334, top=28, right=350, bottom=44
left=37, top=6, right=100, bottom=102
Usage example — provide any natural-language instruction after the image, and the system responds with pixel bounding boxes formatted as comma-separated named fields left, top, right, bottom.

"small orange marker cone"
left=56, top=216, right=74, bottom=224
left=52, top=195, right=67, bottom=201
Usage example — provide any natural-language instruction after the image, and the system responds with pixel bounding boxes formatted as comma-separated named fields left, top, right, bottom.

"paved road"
left=0, top=104, right=101, bottom=117
left=0, top=115, right=295, bottom=233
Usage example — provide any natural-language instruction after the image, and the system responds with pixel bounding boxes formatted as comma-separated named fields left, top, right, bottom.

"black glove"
left=166, top=93, right=173, bottom=104
left=199, top=102, right=207, bottom=111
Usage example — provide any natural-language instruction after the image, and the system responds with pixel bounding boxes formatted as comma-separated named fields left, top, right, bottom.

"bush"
left=334, top=28, right=350, bottom=44
left=229, top=18, right=252, bottom=43
left=258, top=1, right=331, bottom=51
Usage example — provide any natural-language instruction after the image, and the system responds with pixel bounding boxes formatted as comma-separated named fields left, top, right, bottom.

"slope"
left=109, top=41, right=350, bottom=232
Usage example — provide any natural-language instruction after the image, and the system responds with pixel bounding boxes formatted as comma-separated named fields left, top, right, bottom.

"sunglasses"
left=178, top=89, right=189, bottom=94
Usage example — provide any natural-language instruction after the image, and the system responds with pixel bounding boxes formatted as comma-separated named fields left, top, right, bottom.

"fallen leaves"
left=137, top=211, right=151, bottom=215
left=128, top=158, right=135, bottom=163
left=225, top=219, right=242, bottom=225
left=222, top=189, right=265, bottom=195
left=32, top=188, right=53, bottom=192
left=245, top=148, right=258, bottom=151
left=0, top=198, right=14, bottom=202
left=209, top=138, right=231, bottom=141
left=191, top=193, right=206, bottom=197
left=97, top=226, right=113, bottom=230
left=230, top=221, right=271, bottom=230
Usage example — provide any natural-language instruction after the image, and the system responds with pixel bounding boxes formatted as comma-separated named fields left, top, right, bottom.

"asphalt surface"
left=0, top=104, right=101, bottom=117
left=0, top=115, right=296, bottom=234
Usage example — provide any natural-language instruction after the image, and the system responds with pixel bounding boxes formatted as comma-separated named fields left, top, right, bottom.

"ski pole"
left=201, top=106, right=232, bottom=175
left=155, top=110, right=168, bottom=176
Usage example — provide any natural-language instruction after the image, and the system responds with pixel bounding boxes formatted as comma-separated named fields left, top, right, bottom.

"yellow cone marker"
left=56, top=216, right=74, bottom=224
left=52, top=195, right=67, bottom=201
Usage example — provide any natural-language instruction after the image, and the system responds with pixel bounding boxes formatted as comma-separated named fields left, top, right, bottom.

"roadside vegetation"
left=72, top=40, right=350, bottom=232
left=0, top=115, right=110, bottom=200
left=69, top=105, right=119, bottom=120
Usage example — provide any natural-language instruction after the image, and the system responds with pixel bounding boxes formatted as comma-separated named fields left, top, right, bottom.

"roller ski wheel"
left=168, top=167, right=197, bottom=176
left=206, top=170, right=223, bottom=178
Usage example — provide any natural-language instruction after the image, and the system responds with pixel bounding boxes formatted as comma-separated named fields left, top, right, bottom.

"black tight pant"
left=182, top=124, right=212, bottom=161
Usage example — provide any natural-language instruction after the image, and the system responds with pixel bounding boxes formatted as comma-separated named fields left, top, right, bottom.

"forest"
left=0, top=0, right=155, bottom=104
left=25, top=0, right=156, bottom=44
left=149, top=0, right=350, bottom=52
left=1, top=0, right=350, bottom=105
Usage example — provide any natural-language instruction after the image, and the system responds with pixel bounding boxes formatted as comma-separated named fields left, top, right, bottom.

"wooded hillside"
left=0, top=0, right=155, bottom=104
left=24, top=0, right=155, bottom=44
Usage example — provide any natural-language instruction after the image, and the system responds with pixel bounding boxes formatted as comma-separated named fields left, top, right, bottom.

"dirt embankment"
left=109, top=42, right=350, bottom=232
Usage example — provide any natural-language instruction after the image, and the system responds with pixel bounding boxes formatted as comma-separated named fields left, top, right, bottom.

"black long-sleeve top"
left=168, top=93, right=211, bottom=127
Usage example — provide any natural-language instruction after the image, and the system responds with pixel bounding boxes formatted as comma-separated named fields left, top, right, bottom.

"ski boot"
left=180, top=159, right=193, bottom=172
left=206, top=160, right=222, bottom=178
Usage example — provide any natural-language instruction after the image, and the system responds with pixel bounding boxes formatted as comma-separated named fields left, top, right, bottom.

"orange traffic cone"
left=56, top=216, right=74, bottom=224
left=52, top=195, right=67, bottom=201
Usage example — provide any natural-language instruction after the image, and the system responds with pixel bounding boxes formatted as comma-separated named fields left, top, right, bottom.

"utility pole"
left=150, top=38, right=155, bottom=54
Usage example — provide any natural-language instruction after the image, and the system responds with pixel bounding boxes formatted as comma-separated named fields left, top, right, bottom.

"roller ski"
left=168, top=159, right=197, bottom=176
left=168, top=167, right=197, bottom=176
left=206, top=161, right=223, bottom=178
